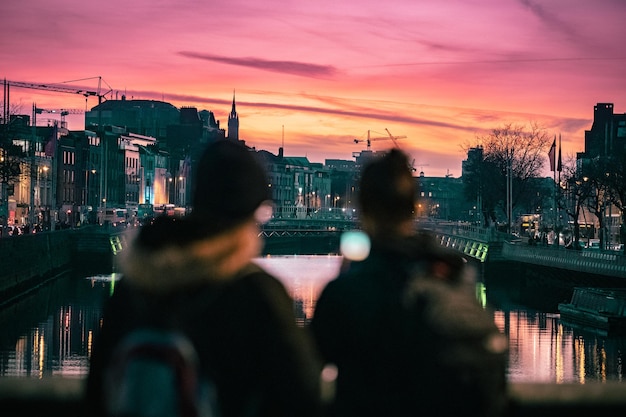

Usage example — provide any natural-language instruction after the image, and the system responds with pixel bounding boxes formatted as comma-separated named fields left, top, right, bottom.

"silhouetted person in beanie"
left=310, top=148, right=508, bottom=417
left=86, top=140, right=322, bottom=417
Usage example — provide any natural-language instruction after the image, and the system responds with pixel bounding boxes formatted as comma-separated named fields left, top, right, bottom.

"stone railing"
left=2, top=378, right=626, bottom=417
left=501, top=242, right=626, bottom=279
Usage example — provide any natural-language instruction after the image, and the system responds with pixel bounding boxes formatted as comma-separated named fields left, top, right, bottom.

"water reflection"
left=0, top=272, right=114, bottom=377
left=498, top=309, right=626, bottom=383
left=253, top=255, right=341, bottom=324
left=1, top=255, right=625, bottom=384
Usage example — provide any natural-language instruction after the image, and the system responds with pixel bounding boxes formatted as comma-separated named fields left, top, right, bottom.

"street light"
left=168, top=175, right=173, bottom=205
left=177, top=176, right=182, bottom=207
left=86, top=168, right=96, bottom=222
left=100, top=198, right=106, bottom=225
left=506, top=147, right=514, bottom=235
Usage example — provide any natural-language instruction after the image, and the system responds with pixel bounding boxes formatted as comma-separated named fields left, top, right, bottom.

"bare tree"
left=1, top=100, right=24, bottom=125
left=589, top=155, right=625, bottom=252
left=463, top=122, right=553, bottom=229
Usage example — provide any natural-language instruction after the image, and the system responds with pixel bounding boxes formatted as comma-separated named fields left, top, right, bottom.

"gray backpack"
left=104, top=329, right=219, bottom=417
left=403, top=272, right=509, bottom=417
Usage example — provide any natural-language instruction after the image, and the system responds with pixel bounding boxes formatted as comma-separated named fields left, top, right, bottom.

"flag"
left=548, top=137, right=556, bottom=172
left=557, top=134, right=562, bottom=172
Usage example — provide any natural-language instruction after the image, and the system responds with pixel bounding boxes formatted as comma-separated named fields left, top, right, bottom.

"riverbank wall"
left=0, top=231, right=73, bottom=306
left=0, top=226, right=130, bottom=307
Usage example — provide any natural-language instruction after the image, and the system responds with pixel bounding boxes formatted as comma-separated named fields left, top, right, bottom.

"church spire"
left=230, top=90, right=237, bottom=115
left=228, top=89, right=239, bottom=142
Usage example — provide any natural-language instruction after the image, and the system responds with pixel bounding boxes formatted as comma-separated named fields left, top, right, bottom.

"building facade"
left=6, top=93, right=567, bottom=232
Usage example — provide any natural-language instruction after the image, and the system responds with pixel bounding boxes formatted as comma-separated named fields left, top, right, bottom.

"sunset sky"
left=2, top=0, right=625, bottom=177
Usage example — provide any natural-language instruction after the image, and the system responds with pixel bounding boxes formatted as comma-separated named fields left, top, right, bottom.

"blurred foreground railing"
left=2, top=378, right=626, bottom=417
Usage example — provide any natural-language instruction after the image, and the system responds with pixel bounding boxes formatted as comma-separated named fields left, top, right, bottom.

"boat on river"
left=558, top=287, right=626, bottom=335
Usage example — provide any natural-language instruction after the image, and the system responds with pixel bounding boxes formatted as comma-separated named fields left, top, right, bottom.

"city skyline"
left=2, top=0, right=626, bottom=177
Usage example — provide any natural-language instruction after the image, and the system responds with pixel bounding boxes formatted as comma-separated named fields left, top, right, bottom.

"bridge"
left=422, top=221, right=626, bottom=282
left=263, top=214, right=358, bottom=231
left=74, top=217, right=626, bottom=284
left=260, top=217, right=356, bottom=255
left=261, top=217, right=626, bottom=282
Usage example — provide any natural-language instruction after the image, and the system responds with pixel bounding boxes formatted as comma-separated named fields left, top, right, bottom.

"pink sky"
left=2, top=0, right=626, bottom=177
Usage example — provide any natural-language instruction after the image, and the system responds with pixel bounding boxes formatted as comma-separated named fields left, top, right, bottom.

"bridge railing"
left=272, top=206, right=357, bottom=221
left=264, top=217, right=358, bottom=231
left=421, top=221, right=626, bottom=277
left=502, top=241, right=626, bottom=278
left=417, top=220, right=512, bottom=243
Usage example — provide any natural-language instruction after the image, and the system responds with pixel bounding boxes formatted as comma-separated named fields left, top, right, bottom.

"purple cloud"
left=178, top=51, right=338, bottom=78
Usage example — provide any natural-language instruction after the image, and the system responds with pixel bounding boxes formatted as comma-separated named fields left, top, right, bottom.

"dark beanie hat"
left=189, top=140, right=271, bottom=233
left=358, top=148, right=417, bottom=223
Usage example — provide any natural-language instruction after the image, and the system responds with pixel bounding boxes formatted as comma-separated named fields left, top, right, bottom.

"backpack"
left=104, top=328, right=219, bottom=417
left=402, top=267, right=509, bottom=417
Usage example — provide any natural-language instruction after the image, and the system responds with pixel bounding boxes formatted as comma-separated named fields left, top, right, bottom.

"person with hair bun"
left=310, top=148, right=508, bottom=417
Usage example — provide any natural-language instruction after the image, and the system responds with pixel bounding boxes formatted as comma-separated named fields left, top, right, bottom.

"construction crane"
left=35, top=106, right=84, bottom=115
left=8, top=81, right=98, bottom=98
left=4, top=76, right=112, bottom=107
left=405, top=158, right=430, bottom=175
left=34, top=106, right=84, bottom=128
left=354, top=129, right=407, bottom=150
left=385, top=128, right=405, bottom=148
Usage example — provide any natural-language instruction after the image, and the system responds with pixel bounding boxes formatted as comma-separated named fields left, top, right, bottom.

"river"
left=1, top=255, right=625, bottom=383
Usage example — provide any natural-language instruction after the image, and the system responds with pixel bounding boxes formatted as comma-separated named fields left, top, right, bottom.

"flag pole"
left=552, top=135, right=557, bottom=244
left=557, top=134, right=562, bottom=244
left=554, top=157, right=557, bottom=236
left=558, top=133, right=562, bottom=183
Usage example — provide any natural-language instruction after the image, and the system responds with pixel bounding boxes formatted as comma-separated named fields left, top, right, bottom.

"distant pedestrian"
left=86, top=140, right=322, bottom=417
left=310, top=148, right=508, bottom=417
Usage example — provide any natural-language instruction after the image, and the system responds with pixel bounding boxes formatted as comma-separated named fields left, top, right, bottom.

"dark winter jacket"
left=309, top=231, right=508, bottom=417
left=86, top=221, right=322, bottom=417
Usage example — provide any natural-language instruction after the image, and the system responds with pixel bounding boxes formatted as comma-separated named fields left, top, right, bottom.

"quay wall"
left=0, top=226, right=128, bottom=306
left=0, top=231, right=73, bottom=306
